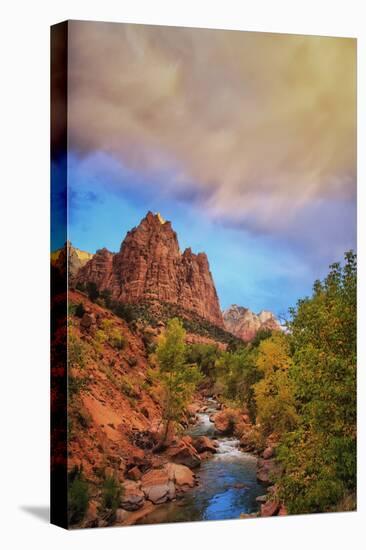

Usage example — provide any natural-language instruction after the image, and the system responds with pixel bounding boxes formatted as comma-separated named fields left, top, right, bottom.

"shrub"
left=120, top=375, right=139, bottom=399
left=75, top=302, right=85, bottom=318
left=101, top=474, right=121, bottom=515
left=86, top=281, right=99, bottom=302
left=68, top=329, right=87, bottom=370
left=68, top=303, right=77, bottom=316
left=68, top=375, right=89, bottom=398
left=68, top=466, right=89, bottom=525
left=109, top=328, right=126, bottom=350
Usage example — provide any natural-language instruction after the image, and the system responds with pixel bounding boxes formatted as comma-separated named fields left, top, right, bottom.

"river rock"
left=166, top=440, right=201, bottom=468
left=192, top=435, right=217, bottom=454
left=166, top=463, right=195, bottom=490
left=278, top=503, right=287, bottom=516
left=141, top=467, right=176, bottom=504
left=120, top=480, right=145, bottom=511
left=213, top=408, right=242, bottom=435
left=115, top=508, right=130, bottom=523
left=260, top=499, right=280, bottom=517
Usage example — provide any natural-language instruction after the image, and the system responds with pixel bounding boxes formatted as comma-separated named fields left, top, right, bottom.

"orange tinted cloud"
left=68, top=21, right=356, bottom=232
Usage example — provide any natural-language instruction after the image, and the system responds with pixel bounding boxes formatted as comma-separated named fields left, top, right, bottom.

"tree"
left=86, top=281, right=99, bottom=302
left=185, top=343, right=220, bottom=379
left=253, top=333, right=298, bottom=435
left=155, top=318, right=202, bottom=445
left=277, top=251, right=357, bottom=514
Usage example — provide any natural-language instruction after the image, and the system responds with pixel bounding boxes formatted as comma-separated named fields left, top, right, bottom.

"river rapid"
left=138, top=398, right=265, bottom=524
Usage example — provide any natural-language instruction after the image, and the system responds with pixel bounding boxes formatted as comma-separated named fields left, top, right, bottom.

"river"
left=137, top=398, right=265, bottom=524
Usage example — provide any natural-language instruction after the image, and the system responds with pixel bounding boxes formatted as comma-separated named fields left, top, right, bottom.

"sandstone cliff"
left=223, top=304, right=280, bottom=342
left=76, top=212, right=223, bottom=327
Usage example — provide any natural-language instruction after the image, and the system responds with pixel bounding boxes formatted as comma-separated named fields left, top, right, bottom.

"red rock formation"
left=223, top=304, right=280, bottom=342
left=76, top=212, right=223, bottom=327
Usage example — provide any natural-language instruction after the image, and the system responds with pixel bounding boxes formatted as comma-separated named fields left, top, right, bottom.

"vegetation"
left=71, top=250, right=356, bottom=517
left=68, top=466, right=89, bottom=525
left=154, top=318, right=202, bottom=443
left=100, top=474, right=122, bottom=517
left=75, top=302, right=85, bottom=318
left=276, top=251, right=356, bottom=514
left=190, top=251, right=356, bottom=515
left=253, top=333, right=298, bottom=435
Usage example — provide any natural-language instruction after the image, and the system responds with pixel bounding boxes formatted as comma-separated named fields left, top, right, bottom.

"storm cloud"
left=67, top=21, right=356, bottom=236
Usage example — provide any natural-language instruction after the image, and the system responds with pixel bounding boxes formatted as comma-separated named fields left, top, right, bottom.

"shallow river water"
left=138, top=399, right=265, bottom=524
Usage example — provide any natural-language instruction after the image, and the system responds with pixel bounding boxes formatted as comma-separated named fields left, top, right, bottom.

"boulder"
left=260, top=499, right=280, bottom=517
left=213, top=409, right=239, bottom=435
left=80, top=312, right=96, bottom=329
left=115, top=508, right=130, bottom=523
left=141, top=468, right=175, bottom=504
left=127, top=466, right=142, bottom=481
left=166, top=440, right=201, bottom=468
left=85, top=499, right=98, bottom=524
left=262, top=447, right=274, bottom=460
left=278, top=504, right=287, bottom=516
left=257, top=459, right=282, bottom=484
left=120, top=480, right=145, bottom=511
left=256, top=494, right=268, bottom=503
left=166, top=462, right=195, bottom=490
left=187, top=403, right=200, bottom=417
left=192, top=435, right=217, bottom=454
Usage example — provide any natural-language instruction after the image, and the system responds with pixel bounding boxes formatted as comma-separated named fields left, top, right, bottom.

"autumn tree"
left=253, top=333, right=298, bottom=435
left=155, top=318, right=202, bottom=446
left=277, top=251, right=357, bottom=514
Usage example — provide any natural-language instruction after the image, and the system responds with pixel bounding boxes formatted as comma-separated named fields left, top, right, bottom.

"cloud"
left=67, top=21, right=356, bottom=235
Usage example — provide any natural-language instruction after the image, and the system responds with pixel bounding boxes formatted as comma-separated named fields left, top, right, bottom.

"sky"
left=58, top=21, right=356, bottom=315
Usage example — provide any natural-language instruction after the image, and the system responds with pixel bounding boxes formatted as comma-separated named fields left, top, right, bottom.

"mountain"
left=223, top=304, right=281, bottom=342
left=75, top=212, right=224, bottom=327
left=51, top=241, right=94, bottom=280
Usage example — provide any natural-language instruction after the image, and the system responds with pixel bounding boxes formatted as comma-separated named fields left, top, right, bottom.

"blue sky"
left=64, top=151, right=356, bottom=315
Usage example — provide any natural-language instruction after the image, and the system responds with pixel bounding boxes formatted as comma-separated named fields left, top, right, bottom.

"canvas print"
left=51, top=20, right=356, bottom=529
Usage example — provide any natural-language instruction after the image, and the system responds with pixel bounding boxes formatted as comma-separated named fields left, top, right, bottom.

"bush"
left=75, top=302, right=85, bottom=318
left=68, top=466, right=89, bottom=525
left=86, top=281, right=99, bottom=302
left=109, top=328, right=126, bottom=350
left=68, top=329, right=87, bottom=370
left=112, top=302, right=137, bottom=323
left=101, top=474, right=121, bottom=515
left=68, top=375, right=89, bottom=398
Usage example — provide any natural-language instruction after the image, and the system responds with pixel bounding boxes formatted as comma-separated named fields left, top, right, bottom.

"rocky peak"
left=223, top=304, right=280, bottom=342
left=51, top=241, right=94, bottom=282
left=76, top=213, right=224, bottom=327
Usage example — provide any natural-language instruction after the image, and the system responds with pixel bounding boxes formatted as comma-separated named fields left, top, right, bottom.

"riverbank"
left=131, top=397, right=268, bottom=525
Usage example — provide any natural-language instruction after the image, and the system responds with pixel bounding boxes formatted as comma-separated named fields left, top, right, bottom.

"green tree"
left=155, top=318, right=202, bottom=445
left=185, top=343, right=220, bottom=379
left=214, top=348, right=261, bottom=419
left=277, top=251, right=357, bottom=514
